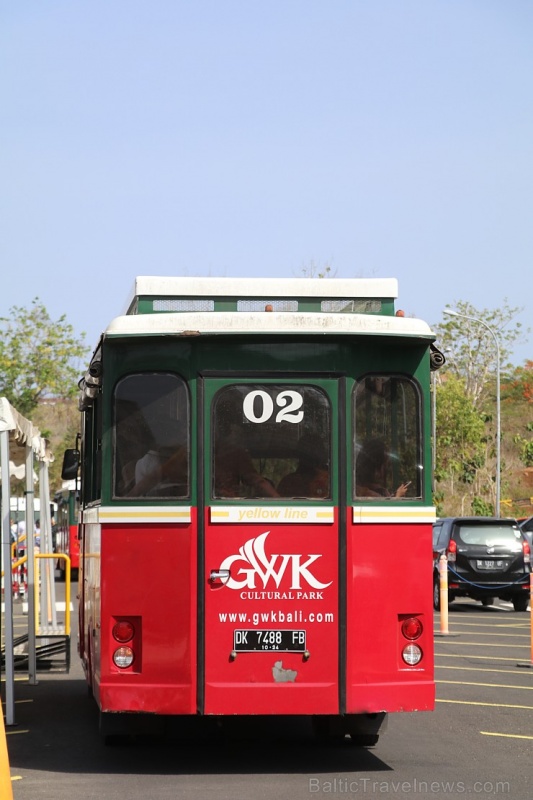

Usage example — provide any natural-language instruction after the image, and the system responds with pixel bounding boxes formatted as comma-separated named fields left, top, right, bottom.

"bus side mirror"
left=61, top=449, right=80, bottom=480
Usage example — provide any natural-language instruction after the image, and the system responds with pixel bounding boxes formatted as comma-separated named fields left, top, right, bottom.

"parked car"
left=432, top=517, right=531, bottom=612
left=518, top=516, right=533, bottom=550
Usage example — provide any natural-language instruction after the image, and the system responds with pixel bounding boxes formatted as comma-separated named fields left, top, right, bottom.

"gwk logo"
left=218, top=531, right=332, bottom=591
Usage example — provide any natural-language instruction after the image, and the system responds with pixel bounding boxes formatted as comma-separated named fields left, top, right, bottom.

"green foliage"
left=434, top=301, right=533, bottom=516
left=433, top=489, right=445, bottom=518
left=471, top=496, right=493, bottom=516
left=434, top=374, right=486, bottom=484
left=0, top=298, right=89, bottom=416
left=513, top=434, right=533, bottom=468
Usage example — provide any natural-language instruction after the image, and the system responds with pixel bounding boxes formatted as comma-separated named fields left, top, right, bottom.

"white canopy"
left=0, top=397, right=53, bottom=463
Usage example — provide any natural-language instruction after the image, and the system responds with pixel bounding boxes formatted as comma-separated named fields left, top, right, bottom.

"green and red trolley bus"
left=63, top=276, right=443, bottom=743
left=54, top=484, right=80, bottom=579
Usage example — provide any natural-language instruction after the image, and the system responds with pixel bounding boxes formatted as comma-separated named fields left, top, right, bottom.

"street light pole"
left=443, top=309, right=501, bottom=518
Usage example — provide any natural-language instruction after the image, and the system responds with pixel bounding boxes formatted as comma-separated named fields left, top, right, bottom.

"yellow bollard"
left=439, top=553, right=449, bottom=635
left=527, top=571, right=533, bottom=665
left=0, top=711, right=14, bottom=800
left=529, top=572, right=533, bottom=666
left=517, top=571, right=533, bottom=669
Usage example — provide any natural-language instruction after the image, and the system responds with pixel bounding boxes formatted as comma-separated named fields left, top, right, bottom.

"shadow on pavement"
left=6, top=667, right=392, bottom=778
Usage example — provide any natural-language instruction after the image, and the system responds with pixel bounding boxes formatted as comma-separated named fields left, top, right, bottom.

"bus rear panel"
left=71, top=277, right=438, bottom=743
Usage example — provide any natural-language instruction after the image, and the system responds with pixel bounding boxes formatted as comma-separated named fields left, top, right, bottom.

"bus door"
left=201, top=377, right=343, bottom=716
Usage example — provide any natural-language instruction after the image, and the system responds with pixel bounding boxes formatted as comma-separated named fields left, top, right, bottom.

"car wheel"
left=512, top=596, right=529, bottom=612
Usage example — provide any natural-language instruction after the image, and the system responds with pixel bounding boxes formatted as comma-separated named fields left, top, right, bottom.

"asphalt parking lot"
left=2, top=594, right=533, bottom=800
left=434, top=597, right=533, bottom=740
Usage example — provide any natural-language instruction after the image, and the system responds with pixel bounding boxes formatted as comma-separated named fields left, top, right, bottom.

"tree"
left=434, top=373, right=498, bottom=515
left=433, top=299, right=526, bottom=408
left=433, top=301, right=532, bottom=515
left=435, top=374, right=486, bottom=484
left=0, top=299, right=89, bottom=416
left=504, top=360, right=533, bottom=405
left=505, top=362, right=533, bottom=470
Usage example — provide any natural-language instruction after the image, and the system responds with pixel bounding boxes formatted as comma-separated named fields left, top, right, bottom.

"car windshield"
left=456, top=524, right=523, bottom=550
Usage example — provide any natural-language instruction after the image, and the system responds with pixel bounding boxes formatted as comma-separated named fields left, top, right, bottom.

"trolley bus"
left=54, top=484, right=80, bottom=579
left=63, top=276, right=443, bottom=743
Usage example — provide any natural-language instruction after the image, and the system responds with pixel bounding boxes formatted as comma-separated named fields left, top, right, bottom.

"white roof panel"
left=127, top=275, right=398, bottom=304
left=105, top=311, right=433, bottom=339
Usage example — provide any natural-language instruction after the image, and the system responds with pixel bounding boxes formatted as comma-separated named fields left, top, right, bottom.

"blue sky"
left=1, top=1, right=532, bottom=366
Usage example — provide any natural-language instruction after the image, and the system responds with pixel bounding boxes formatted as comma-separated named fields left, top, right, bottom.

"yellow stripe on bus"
left=98, top=508, right=192, bottom=523
left=353, top=506, right=436, bottom=524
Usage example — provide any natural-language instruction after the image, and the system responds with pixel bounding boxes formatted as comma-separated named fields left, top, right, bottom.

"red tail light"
left=446, top=539, right=457, bottom=562
left=110, top=617, right=141, bottom=672
left=401, top=617, right=423, bottom=641
left=112, top=620, right=135, bottom=643
left=399, top=614, right=424, bottom=666
left=523, top=540, right=530, bottom=565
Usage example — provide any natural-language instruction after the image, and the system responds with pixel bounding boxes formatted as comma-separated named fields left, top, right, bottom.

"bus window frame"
left=352, top=373, right=424, bottom=501
left=207, top=379, right=336, bottom=503
left=112, top=371, right=191, bottom=501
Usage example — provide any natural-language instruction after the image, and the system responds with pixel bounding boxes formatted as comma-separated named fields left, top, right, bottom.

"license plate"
left=476, top=559, right=505, bottom=570
left=233, top=629, right=306, bottom=652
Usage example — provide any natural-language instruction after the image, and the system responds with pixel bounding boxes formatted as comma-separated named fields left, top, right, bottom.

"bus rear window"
left=212, top=384, right=331, bottom=500
left=353, top=375, right=422, bottom=500
left=113, top=373, right=190, bottom=499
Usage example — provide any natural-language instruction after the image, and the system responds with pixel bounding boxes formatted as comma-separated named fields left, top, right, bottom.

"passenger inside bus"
left=212, top=391, right=279, bottom=499
left=213, top=440, right=279, bottom=499
left=115, top=399, right=156, bottom=496
left=128, top=420, right=189, bottom=498
left=355, top=437, right=410, bottom=498
left=277, top=434, right=330, bottom=499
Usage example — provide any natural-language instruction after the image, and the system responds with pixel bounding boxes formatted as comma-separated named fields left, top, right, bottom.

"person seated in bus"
left=214, top=443, right=279, bottom=499
left=212, top=390, right=279, bottom=499
left=115, top=399, right=158, bottom=496
left=128, top=421, right=188, bottom=498
left=355, top=437, right=410, bottom=498
left=277, top=434, right=330, bottom=499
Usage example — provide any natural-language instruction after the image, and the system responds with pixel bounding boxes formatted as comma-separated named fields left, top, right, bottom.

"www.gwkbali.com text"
left=218, top=610, right=334, bottom=625
left=308, top=778, right=510, bottom=794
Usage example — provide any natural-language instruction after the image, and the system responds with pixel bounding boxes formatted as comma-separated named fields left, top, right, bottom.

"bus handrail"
left=3, top=537, right=29, bottom=572
left=2, top=554, right=71, bottom=636
left=34, top=553, right=71, bottom=637
left=1, top=553, right=27, bottom=576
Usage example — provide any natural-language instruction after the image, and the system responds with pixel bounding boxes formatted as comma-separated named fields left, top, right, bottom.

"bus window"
left=353, top=375, right=422, bottom=500
left=212, top=384, right=331, bottom=500
left=80, top=399, right=102, bottom=506
left=113, top=373, right=190, bottom=499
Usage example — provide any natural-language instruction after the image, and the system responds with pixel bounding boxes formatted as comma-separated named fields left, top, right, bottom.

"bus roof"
left=127, top=275, right=399, bottom=307
left=96, top=275, right=434, bottom=341
left=105, top=309, right=433, bottom=339
left=122, top=276, right=402, bottom=317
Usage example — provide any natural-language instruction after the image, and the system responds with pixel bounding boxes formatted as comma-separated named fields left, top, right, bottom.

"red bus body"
left=83, top=510, right=433, bottom=720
